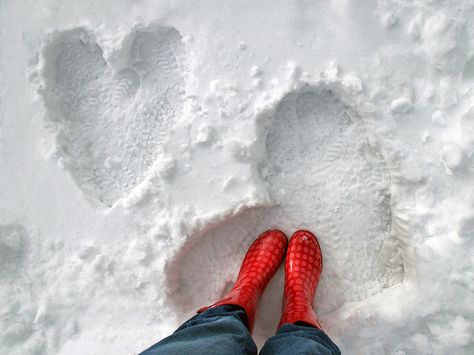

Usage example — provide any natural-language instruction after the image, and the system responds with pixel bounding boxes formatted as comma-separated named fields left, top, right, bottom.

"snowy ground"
left=1, top=0, right=474, bottom=354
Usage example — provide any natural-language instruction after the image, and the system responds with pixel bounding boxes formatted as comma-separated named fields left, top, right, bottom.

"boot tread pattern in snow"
left=41, top=26, right=184, bottom=206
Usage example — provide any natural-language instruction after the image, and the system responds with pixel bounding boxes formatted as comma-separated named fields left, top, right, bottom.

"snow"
left=390, top=96, right=413, bottom=114
left=1, top=0, right=473, bottom=354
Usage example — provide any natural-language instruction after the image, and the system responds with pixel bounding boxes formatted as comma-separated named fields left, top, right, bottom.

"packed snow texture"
left=1, top=0, right=474, bottom=354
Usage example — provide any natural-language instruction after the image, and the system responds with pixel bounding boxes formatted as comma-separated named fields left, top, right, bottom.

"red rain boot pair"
left=197, top=229, right=323, bottom=333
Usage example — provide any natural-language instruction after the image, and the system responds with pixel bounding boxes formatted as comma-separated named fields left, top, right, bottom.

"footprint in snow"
left=41, top=26, right=183, bottom=207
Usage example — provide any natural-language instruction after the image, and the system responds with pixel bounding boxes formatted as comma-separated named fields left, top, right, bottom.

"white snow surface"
left=1, top=0, right=474, bottom=354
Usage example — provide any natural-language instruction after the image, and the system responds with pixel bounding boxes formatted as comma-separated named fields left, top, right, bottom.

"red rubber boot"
left=198, top=229, right=288, bottom=333
left=278, top=230, right=323, bottom=329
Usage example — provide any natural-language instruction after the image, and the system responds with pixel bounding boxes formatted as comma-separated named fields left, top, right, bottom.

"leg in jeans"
left=140, top=305, right=257, bottom=355
left=260, top=323, right=341, bottom=355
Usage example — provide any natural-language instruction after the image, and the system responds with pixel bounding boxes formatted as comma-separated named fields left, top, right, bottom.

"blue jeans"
left=140, top=305, right=340, bottom=354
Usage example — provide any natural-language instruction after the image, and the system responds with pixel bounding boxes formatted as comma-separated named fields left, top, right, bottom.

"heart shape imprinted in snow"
left=41, top=26, right=183, bottom=206
left=167, top=83, right=406, bottom=339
